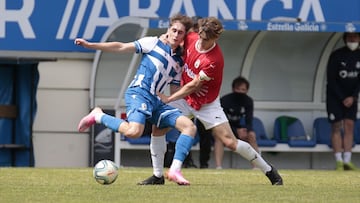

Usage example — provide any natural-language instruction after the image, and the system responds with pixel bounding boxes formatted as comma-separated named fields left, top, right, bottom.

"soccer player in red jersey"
left=140, top=17, right=283, bottom=186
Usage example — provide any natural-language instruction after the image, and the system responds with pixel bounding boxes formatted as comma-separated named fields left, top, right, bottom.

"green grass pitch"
left=1, top=167, right=359, bottom=203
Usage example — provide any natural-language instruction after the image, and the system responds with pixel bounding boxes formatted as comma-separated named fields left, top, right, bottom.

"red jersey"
left=182, top=32, right=224, bottom=110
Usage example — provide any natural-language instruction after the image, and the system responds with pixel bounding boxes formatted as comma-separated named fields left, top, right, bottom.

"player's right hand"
left=74, top=38, right=87, bottom=46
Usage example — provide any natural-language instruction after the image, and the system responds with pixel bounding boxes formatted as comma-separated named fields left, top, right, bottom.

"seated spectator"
left=219, top=76, right=260, bottom=168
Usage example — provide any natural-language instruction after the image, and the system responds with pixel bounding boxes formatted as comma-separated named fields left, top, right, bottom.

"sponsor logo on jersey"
left=184, top=63, right=196, bottom=79
left=339, top=70, right=358, bottom=79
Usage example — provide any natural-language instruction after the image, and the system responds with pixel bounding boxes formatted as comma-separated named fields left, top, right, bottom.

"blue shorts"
left=124, top=87, right=182, bottom=129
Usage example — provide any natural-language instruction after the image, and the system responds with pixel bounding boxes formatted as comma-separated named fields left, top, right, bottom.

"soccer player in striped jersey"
left=144, top=17, right=283, bottom=186
left=75, top=15, right=197, bottom=181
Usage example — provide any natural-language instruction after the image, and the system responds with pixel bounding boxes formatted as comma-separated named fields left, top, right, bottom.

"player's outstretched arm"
left=74, top=38, right=135, bottom=53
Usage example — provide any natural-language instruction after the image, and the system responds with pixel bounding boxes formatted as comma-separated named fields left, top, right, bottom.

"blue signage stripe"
left=0, top=0, right=359, bottom=52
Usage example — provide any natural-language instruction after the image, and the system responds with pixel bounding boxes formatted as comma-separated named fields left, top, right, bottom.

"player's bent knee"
left=223, top=138, right=238, bottom=151
left=178, top=120, right=197, bottom=137
left=187, top=123, right=197, bottom=136
left=123, top=128, right=143, bottom=139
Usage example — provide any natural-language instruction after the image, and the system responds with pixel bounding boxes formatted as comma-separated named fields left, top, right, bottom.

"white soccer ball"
left=93, top=160, right=119, bottom=185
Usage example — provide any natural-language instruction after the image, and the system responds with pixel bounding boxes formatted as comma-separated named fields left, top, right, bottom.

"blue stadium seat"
left=125, top=134, right=151, bottom=145
left=314, top=117, right=359, bottom=148
left=166, top=128, right=180, bottom=143
left=313, top=117, right=332, bottom=147
left=274, top=115, right=316, bottom=147
left=287, top=118, right=316, bottom=147
left=123, top=121, right=152, bottom=145
left=252, top=117, right=277, bottom=147
left=353, top=119, right=360, bottom=144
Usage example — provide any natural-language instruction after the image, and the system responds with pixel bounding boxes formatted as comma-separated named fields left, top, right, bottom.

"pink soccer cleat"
left=166, top=170, right=190, bottom=186
left=77, top=107, right=103, bottom=132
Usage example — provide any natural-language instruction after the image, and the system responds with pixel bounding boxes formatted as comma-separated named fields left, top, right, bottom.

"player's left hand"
left=159, top=34, right=169, bottom=44
left=195, top=85, right=208, bottom=97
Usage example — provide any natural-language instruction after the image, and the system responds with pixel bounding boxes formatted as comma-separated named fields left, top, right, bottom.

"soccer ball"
left=93, top=160, right=119, bottom=185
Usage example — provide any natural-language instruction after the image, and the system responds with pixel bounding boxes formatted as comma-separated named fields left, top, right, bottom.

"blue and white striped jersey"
left=129, top=36, right=183, bottom=95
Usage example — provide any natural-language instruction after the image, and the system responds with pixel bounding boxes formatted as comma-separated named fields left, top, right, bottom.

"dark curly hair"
left=198, top=17, right=224, bottom=40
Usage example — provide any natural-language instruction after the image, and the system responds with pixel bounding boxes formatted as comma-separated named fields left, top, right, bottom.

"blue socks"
left=101, top=114, right=123, bottom=132
left=173, top=134, right=194, bottom=161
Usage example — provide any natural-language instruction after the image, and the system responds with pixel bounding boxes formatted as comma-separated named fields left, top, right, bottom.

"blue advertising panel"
left=0, top=0, right=359, bottom=52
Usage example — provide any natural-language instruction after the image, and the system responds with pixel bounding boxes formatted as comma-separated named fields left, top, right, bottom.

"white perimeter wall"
left=33, top=59, right=92, bottom=167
